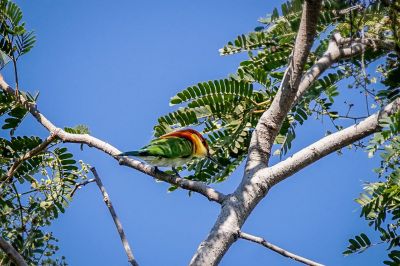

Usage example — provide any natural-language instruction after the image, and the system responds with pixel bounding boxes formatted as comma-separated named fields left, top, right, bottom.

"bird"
left=117, top=129, right=218, bottom=174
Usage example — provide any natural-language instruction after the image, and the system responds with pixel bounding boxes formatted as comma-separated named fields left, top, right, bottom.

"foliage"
left=0, top=93, right=91, bottom=265
left=343, top=2, right=400, bottom=262
left=344, top=112, right=400, bottom=265
left=153, top=0, right=397, bottom=184
left=0, top=1, right=88, bottom=265
left=0, top=88, right=38, bottom=136
left=0, top=0, right=35, bottom=68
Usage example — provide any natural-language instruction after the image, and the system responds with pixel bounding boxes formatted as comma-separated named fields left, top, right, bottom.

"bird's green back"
left=138, top=137, right=193, bottom=158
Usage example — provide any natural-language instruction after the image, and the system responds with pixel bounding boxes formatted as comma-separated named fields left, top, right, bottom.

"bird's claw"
left=172, top=167, right=181, bottom=177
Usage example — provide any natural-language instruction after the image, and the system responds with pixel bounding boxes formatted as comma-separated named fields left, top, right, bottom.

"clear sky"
left=9, top=0, right=388, bottom=265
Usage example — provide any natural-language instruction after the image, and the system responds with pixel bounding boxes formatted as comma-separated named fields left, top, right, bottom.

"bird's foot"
left=154, top=166, right=161, bottom=173
left=172, top=167, right=181, bottom=177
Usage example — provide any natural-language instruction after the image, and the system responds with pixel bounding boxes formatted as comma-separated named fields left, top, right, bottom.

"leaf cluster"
left=344, top=112, right=400, bottom=265
left=0, top=0, right=35, bottom=67
left=0, top=1, right=84, bottom=261
left=0, top=105, right=91, bottom=265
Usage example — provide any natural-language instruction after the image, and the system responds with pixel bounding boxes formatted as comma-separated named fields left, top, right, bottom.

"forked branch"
left=264, top=97, right=400, bottom=186
left=294, top=33, right=395, bottom=104
left=70, top=178, right=96, bottom=197
left=190, top=1, right=324, bottom=264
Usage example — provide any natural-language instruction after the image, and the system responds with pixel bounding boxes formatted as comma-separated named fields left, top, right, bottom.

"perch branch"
left=0, top=75, right=226, bottom=204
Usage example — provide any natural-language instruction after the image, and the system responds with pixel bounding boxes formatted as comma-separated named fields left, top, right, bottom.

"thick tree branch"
left=90, top=167, right=139, bottom=266
left=0, top=237, right=28, bottom=266
left=294, top=33, right=396, bottom=104
left=294, top=35, right=341, bottom=104
left=245, top=0, right=323, bottom=166
left=0, top=75, right=226, bottom=204
left=238, top=232, right=324, bottom=266
left=264, top=97, right=400, bottom=186
left=336, top=36, right=395, bottom=50
left=333, top=4, right=363, bottom=16
left=190, top=1, right=323, bottom=265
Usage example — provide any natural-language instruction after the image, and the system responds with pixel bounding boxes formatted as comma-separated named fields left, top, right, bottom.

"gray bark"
left=239, top=232, right=324, bottom=266
left=0, top=237, right=28, bottom=266
left=91, top=167, right=139, bottom=266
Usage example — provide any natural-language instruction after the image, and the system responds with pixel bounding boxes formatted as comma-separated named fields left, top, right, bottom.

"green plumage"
left=119, top=137, right=194, bottom=167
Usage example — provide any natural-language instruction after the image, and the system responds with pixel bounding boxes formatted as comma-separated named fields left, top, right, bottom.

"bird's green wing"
left=138, top=136, right=193, bottom=158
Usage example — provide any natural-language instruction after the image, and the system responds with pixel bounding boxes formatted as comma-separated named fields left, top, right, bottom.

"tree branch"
left=265, top=97, right=400, bottom=186
left=294, top=34, right=341, bottom=104
left=70, top=178, right=95, bottom=197
left=2, top=132, right=58, bottom=186
left=0, top=237, right=28, bottom=266
left=238, top=232, right=324, bottom=266
left=0, top=75, right=226, bottom=204
left=294, top=33, right=396, bottom=104
left=333, top=4, right=363, bottom=16
left=336, top=36, right=395, bottom=50
left=90, top=167, right=139, bottom=266
left=245, top=0, right=323, bottom=166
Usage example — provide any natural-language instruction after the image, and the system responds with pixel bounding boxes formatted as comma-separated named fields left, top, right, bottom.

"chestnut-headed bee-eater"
left=118, top=129, right=218, bottom=171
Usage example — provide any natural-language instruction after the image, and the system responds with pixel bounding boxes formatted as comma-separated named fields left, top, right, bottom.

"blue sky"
left=8, top=0, right=388, bottom=265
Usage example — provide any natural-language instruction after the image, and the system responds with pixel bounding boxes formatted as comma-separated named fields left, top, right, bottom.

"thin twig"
left=11, top=183, right=25, bottom=238
left=313, top=109, right=367, bottom=122
left=364, top=90, right=370, bottom=116
left=238, top=232, right=324, bottom=266
left=0, top=237, right=28, bottom=266
left=69, top=178, right=96, bottom=197
left=90, top=167, right=139, bottom=266
left=359, top=8, right=371, bottom=117
left=345, top=103, right=353, bottom=117
left=35, top=233, right=52, bottom=265
left=12, top=55, right=19, bottom=96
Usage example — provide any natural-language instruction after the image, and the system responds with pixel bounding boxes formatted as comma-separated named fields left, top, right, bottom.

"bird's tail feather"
left=117, top=151, right=141, bottom=156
